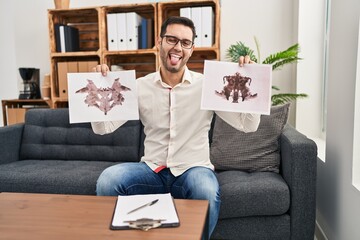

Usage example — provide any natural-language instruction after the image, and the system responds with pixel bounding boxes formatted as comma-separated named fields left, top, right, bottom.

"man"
left=92, top=16, right=260, bottom=238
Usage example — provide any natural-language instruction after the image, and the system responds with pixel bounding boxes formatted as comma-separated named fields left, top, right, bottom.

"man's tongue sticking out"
left=170, top=54, right=181, bottom=65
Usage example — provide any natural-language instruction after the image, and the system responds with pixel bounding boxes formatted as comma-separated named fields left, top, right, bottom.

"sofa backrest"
left=19, top=108, right=143, bottom=162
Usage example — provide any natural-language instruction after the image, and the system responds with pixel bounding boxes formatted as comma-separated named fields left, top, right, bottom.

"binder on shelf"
left=107, top=13, right=118, bottom=51
left=126, top=12, right=142, bottom=50
left=180, top=7, right=191, bottom=19
left=78, top=61, right=99, bottom=72
left=57, top=62, right=70, bottom=99
left=107, top=13, right=154, bottom=50
left=59, top=25, right=66, bottom=53
left=146, top=18, right=154, bottom=48
left=116, top=13, right=127, bottom=50
left=138, top=18, right=148, bottom=49
left=138, top=18, right=154, bottom=49
left=201, top=6, right=214, bottom=47
left=54, top=24, right=63, bottom=52
left=191, top=7, right=202, bottom=47
left=54, top=24, right=79, bottom=52
left=64, top=25, right=80, bottom=52
left=58, top=61, right=99, bottom=99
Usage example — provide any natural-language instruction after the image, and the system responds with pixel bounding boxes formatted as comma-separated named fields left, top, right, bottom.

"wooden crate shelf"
left=47, top=0, right=220, bottom=107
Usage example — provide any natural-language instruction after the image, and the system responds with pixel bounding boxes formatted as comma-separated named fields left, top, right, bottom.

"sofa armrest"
left=280, top=124, right=317, bottom=240
left=0, top=123, right=24, bottom=165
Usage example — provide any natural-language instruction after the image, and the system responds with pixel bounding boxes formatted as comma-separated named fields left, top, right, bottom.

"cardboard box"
left=7, top=108, right=27, bottom=125
left=57, top=61, right=99, bottom=100
left=78, top=61, right=98, bottom=72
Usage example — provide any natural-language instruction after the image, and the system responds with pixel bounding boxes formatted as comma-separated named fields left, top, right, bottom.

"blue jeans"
left=96, top=162, right=220, bottom=238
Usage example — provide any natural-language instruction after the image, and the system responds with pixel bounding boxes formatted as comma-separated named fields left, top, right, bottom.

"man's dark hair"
left=160, top=16, right=196, bottom=42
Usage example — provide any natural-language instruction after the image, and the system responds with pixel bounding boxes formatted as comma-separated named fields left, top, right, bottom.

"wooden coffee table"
left=0, top=192, right=209, bottom=240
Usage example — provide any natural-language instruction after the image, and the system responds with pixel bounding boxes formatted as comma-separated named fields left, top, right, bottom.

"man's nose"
left=173, top=40, right=182, bottom=50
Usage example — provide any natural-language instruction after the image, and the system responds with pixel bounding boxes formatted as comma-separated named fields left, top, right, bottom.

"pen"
left=127, top=199, right=159, bottom=214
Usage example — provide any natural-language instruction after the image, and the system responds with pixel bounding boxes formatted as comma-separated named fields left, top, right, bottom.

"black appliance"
left=18, top=68, right=41, bottom=99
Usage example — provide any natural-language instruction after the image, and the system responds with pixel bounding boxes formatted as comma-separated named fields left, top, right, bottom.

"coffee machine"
left=18, top=68, right=41, bottom=99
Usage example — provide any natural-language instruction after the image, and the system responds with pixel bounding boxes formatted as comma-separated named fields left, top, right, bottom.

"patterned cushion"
left=210, top=103, right=290, bottom=173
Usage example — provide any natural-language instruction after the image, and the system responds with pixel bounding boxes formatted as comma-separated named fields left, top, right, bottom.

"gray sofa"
left=0, top=108, right=317, bottom=240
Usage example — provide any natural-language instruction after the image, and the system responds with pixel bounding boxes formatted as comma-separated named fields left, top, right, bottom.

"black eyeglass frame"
left=161, top=35, right=194, bottom=49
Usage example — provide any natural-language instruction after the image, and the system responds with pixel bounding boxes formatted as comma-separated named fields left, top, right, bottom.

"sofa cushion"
left=0, top=160, right=118, bottom=195
left=213, top=215, right=290, bottom=240
left=217, top=170, right=290, bottom=219
left=210, top=103, right=290, bottom=173
left=20, top=108, right=143, bottom=162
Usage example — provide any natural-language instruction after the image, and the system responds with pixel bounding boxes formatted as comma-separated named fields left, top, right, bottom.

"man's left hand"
left=238, top=55, right=255, bottom=67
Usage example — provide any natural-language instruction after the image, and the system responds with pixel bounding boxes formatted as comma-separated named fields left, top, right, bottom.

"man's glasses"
left=162, top=35, right=194, bottom=49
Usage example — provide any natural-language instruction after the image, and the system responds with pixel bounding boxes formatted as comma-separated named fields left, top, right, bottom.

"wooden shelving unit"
left=47, top=0, right=220, bottom=108
left=158, top=0, right=220, bottom=73
left=2, top=99, right=50, bottom=126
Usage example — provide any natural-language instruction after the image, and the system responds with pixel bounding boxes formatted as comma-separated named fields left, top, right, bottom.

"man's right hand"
left=93, top=64, right=110, bottom=76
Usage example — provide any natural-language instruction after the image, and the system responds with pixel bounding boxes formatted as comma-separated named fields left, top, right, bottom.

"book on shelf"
left=64, top=25, right=80, bottom=52
left=146, top=18, right=154, bottom=49
left=138, top=18, right=147, bottom=49
left=54, top=24, right=80, bottom=52
left=138, top=18, right=154, bottom=49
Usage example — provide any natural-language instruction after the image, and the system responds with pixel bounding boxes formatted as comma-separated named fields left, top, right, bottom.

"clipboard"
left=110, top=193, right=180, bottom=231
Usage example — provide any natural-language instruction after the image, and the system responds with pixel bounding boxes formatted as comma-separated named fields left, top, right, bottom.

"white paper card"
left=112, top=193, right=179, bottom=227
left=201, top=60, right=272, bottom=115
left=68, top=71, right=139, bottom=123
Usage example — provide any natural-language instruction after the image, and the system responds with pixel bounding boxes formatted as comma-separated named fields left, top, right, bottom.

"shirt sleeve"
left=215, top=111, right=261, bottom=133
left=91, top=120, right=127, bottom=135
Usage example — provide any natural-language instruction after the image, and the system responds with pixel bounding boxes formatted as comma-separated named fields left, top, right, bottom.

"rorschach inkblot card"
left=68, top=71, right=139, bottom=123
left=201, top=60, right=272, bottom=115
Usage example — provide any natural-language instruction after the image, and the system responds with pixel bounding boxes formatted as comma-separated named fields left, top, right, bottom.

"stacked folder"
left=180, top=6, right=214, bottom=47
left=107, top=12, right=154, bottom=51
left=54, top=24, right=80, bottom=52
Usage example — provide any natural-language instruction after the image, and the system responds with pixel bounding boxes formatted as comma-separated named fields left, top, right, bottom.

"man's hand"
left=93, top=64, right=110, bottom=76
left=238, top=55, right=255, bottom=67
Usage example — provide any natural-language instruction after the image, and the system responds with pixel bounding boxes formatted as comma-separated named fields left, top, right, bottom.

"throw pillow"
left=210, top=103, right=290, bottom=173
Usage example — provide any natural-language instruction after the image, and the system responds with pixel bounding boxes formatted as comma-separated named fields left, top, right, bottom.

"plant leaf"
left=262, top=43, right=302, bottom=71
left=226, top=41, right=258, bottom=63
left=272, top=85, right=281, bottom=91
left=225, top=40, right=308, bottom=106
left=271, top=93, right=308, bottom=106
left=254, top=36, right=261, bottom=63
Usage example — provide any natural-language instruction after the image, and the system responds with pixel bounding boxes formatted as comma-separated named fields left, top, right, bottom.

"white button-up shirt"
left=92, top=67, right=260, bottom=176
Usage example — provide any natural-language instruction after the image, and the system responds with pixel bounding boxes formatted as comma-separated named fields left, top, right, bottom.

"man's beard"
left=160, top=47, right=186, bottom=73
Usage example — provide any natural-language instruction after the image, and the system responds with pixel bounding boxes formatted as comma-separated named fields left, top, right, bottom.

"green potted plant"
left=226, top=39, right=307, bottom=105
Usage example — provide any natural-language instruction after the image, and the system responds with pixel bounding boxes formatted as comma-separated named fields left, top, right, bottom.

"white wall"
left=0, top=1, right=18, bottom=117
left=0, top=0, right=296, bottom=126
left=296, top=0, right=326, bottom=139
left=220, top=0, right=297, bottom=124
left=2, top=0, right=360, bottom=238
left=316, top=0, right=360, bottom=239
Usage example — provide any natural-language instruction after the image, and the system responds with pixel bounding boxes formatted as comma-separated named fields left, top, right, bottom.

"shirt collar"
left=154, top=67, right=193, bottom=87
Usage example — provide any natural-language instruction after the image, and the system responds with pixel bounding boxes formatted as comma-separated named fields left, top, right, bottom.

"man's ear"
left=156, top=36, right=162, bottom=48
left=189, top=45, right=194, bottom=57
